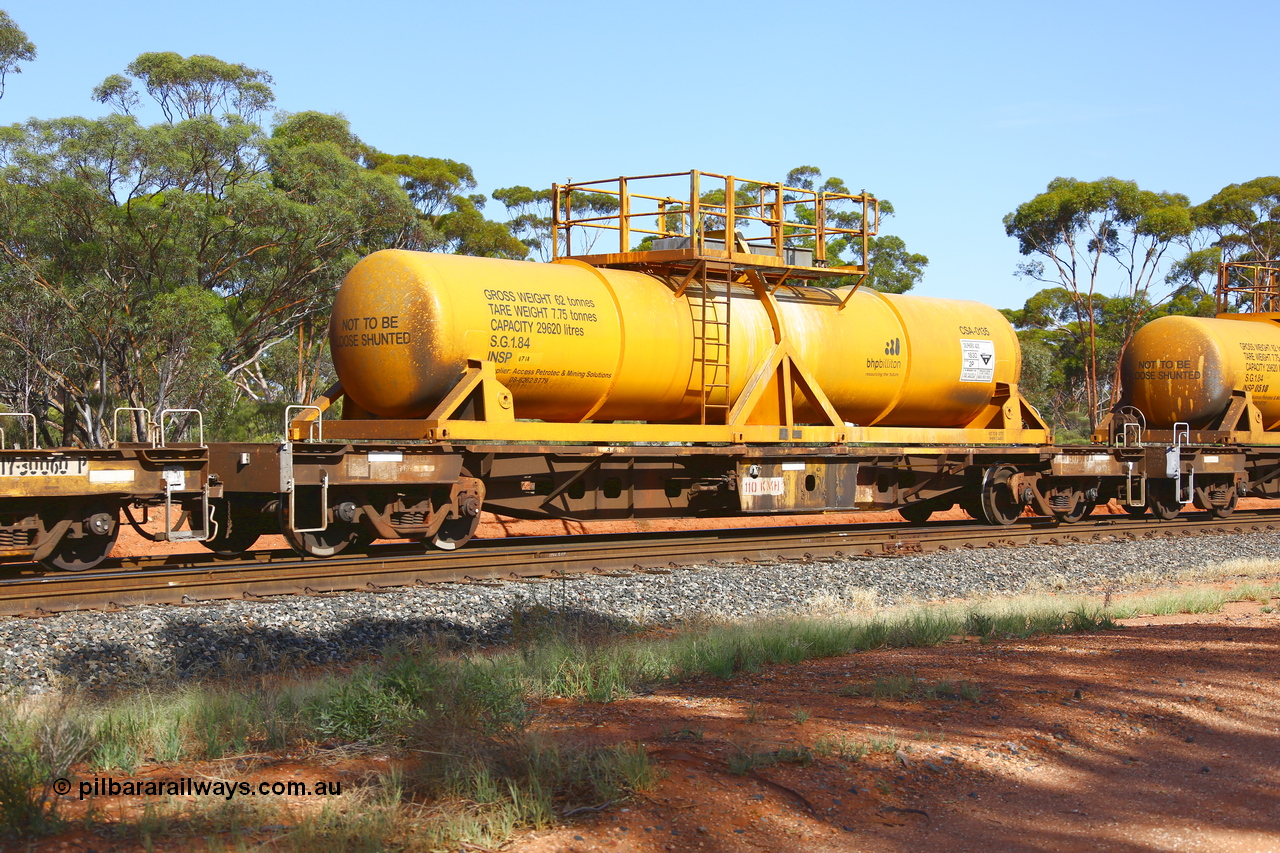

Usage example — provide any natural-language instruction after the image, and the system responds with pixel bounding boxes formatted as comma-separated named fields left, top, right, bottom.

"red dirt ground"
left=507, top=599, right=1280, bottom=853
left=20, top=598, right=1280, bottom=853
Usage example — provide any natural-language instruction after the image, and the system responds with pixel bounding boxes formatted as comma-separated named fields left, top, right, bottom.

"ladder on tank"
left=693, top=276, right=732, bottom=425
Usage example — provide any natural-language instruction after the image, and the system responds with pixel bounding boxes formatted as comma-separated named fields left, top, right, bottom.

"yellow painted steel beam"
left=310, top=417, right=1051, bottom=447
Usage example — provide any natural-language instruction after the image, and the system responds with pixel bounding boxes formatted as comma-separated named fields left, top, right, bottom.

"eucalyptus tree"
left=0, top=10, right=34, bottom=100
left=1193, top=177, right=1280, bottom=264
left=1166, top=177, right=1280, bottom=300
left=772, top=166, right=927, bottom=293
left=0, top=55, right=418, bottom=443
left=492, top=184, right=619, bottom=260
left=1004, top=177, right=1193, bottom=428
left=369, top=154, right=527, bottom=259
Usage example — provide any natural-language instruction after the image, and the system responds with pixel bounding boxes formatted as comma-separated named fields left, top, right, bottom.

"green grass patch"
left=1229, top=581, right=1280, bottom=604
left=0, top=698, right=92, bottom=838
left=812, top=734, right=869, bottom=761
left=867, top=733, right=899, bottom=754
left=1109, top=588, right=1227, bottom=618
left=2, top=583, right=1238, bottom=844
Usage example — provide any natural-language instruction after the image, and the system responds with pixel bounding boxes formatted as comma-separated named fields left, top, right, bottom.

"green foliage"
left=778, top=166, right=926, bottom=292
left=1004, top=176, right=1193, bottom=428
left=492, top=184, right=555, bottom=257
left=0, top=718, right=55, bottom=836
left=0, top=10, right=35, bottom=100
left=92, top=52, right=275, bottom=121
left=0, top=54, right=521, bottom=444
left=863, top=234, right=929, bottom=294
left=492, top=184, right=619, bottom=260
left=1107, top=589, right=1226, bottom=618
left=867, top=734, right=899, bottom=754
left=308, top=648, right=530, bottom=744
left=1005, top=279, right=1215, bottom=434
left=1004, top=177, right=1192, bottom=258
left=0, top=699, right=91, bottom=838
left=812, top=734, right=869, bottom=761
left=1165, top=245, right=1222, bottom=294
left=1191, top=177, right=1280, bottom=264
left=373, top=153, right=527, bottom=258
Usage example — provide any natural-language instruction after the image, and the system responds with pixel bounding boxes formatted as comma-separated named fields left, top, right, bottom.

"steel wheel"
left=279, top=501, right=360, bottom=558
left=431, top=513, right=480, bottom=550
left=1052, top=495, right=1093, bottom=524
left=430, top=471, right=484, bottom=551
left=201, top=499, right=265, bottom=557
left=899, top=500, right=943, bottom=524
left=40, top=506, right=119, bottom=571
left=1146, top=480, right=1183, bottom=521
left=282, top=521, right=361, bottom=558
left=980, top=466, right=1023, bottom=526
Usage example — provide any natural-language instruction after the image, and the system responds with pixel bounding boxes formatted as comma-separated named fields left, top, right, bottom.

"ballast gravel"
left=3, top=532, right=1279, bottom=694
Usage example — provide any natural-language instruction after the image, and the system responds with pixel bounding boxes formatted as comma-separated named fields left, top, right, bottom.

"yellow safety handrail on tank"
left=551, top=170, right=878, bottom=284
left=1216, top=259, right=1280, bottom=315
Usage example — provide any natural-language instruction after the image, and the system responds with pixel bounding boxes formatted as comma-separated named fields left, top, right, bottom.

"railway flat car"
left=5, top=173, right=1279, bottom=570
left=0, top=411, right=210, bottom=569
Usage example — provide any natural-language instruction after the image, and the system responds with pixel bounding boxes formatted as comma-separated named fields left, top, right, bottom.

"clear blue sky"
left=3, top=0, right=1276, bottom=310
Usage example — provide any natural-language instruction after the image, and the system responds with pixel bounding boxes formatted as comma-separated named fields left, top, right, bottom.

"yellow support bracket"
left=426, top=359, right=516, bottom=422
left=289, top=381, right=345, bottom=439
left=961, top=382, right=1049, bottom=432
left=727, top=341, right=845, bottom=431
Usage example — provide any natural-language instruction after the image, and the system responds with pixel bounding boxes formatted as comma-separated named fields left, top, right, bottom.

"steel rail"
left=2, top=511, right=1278, bottom=618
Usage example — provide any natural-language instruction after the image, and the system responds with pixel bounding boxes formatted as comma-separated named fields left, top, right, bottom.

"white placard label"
left=781, top=462, right=807, bottom=471
left=162, top=467, right=185, bottom=490
left=89, top=469, right=135, bottom=484
left=368, top=452, right=403, bottom=463
left=960, top=339, right=996, bottom=383
left=741, top=476, right=785, bottom=496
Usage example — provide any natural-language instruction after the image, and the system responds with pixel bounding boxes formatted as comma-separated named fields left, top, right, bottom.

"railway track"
left=3, top=510, right=1278, bottom=618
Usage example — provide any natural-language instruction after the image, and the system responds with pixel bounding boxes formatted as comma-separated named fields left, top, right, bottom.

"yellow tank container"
left=330, top=250, right=1022, bottom=427
left=1122, top=314, right=1280, bottom=429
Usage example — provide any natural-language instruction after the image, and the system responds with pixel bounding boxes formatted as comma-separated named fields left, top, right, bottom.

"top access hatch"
left=551, top=170, right=879, bottom=285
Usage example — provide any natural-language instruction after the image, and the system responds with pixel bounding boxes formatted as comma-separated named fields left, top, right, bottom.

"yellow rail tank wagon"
left=11, top=173, right=1280, bottom=570
left=272, top=170, right=1108, bottom=555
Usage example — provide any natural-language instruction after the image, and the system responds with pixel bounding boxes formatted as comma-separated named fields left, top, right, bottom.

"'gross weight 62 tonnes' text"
left=483, top=288, right=601, bottom=364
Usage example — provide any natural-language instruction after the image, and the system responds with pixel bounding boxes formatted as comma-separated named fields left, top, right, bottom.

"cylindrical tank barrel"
left=1121, top=314, right=1280, bottom=429
left=329, top=250, right=1022, bottom=427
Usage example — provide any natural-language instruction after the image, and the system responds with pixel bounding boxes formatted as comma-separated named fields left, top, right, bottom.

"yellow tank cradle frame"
left=293, top=171, right=1049, bottom=447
